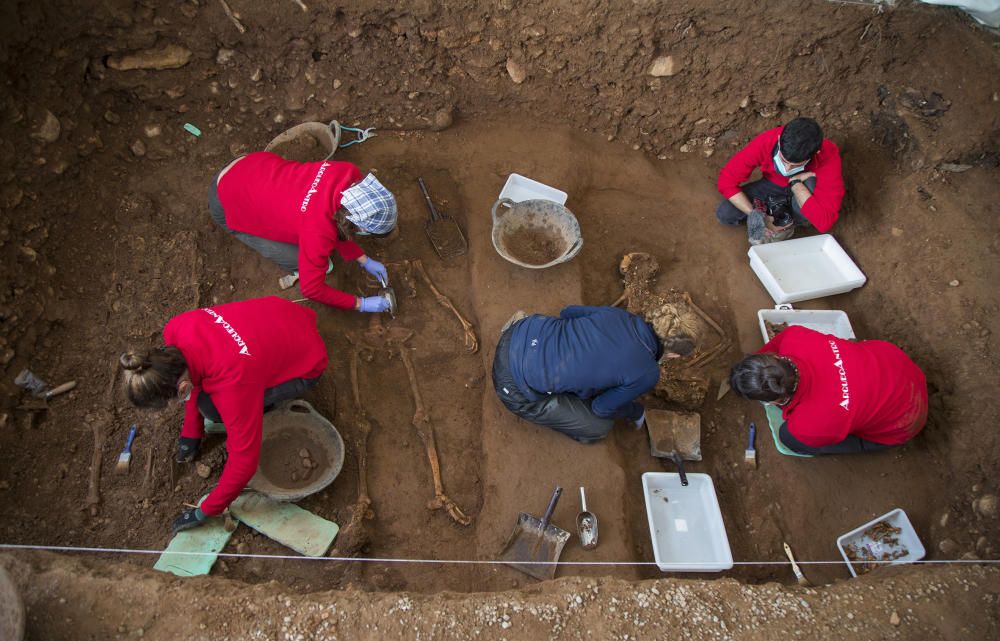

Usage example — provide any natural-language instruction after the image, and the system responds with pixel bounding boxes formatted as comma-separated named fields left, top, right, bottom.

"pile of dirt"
left=502, top=224, right=567, bottom=265
left=5, top=553, right=1000, bottom=641
left=257, top=426, right=331, bottom=491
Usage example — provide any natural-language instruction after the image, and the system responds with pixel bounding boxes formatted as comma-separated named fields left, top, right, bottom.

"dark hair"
left=119, top=346, right=188, bottom=409
left=779, top=117, right=823, bottom=163
left=729, top=354, right=797, bottom=402
left=662, top=332, right=696, bottom=357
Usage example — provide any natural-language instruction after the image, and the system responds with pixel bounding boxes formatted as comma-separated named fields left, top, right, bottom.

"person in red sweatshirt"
left=209, top=151, right=397, bottom=313
left=715, top=117, right=845, bottom=241
left=119, top=297, right=329, bottom=533
left=728, top=326, right=927, bottom=455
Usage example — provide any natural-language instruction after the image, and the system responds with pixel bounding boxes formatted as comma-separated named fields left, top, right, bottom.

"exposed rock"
left=215, top=48, right=236, bottom=65
left=949, top=279, right=960, bottom=287
left=506, top=58, right=527, bottom=84
left=31, top=110, right=61, bottom=143
left=890, top=611, right=900, bottom=626
left=103, top=111, right=120, bottom=124
left=129, top=139, right=146, bottom=157
left=973, top=494, right=999, bottom=518
left=107, top=44, right=192, bottom=71
left=648, top=55, right=679, bottom=77
left=143, top=124, right=161, bottom=138
left=938, top=538, right=959, bottom=555
left=195, top=463, right=212, bottom=479
left=431, top=108, right=454, bottom=131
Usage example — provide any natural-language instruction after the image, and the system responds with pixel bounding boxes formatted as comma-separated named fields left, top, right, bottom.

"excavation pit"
left=0, top=2, right=997, bottom=629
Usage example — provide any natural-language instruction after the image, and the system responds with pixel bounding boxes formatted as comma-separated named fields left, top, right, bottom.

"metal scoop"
left=380, top=286, right=398, bottom=318
left=577, top=486, right=599, bottom=550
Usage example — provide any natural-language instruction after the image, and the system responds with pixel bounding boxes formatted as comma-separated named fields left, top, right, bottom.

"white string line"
left=2, top=544, right=998, bottom=566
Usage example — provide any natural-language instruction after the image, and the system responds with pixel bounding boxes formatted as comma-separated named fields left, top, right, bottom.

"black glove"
left=176, top=436, right=201, bottom=463
left=171, top=507, right=206, bottom=534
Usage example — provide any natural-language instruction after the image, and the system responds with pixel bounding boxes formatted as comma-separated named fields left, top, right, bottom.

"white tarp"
left=921, top=0, right=1000, bottom=27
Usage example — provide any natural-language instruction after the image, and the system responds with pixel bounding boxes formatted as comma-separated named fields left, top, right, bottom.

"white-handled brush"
left=115, top=424, right=138, bottom=474
left=745, top=422, right=757, bottom=469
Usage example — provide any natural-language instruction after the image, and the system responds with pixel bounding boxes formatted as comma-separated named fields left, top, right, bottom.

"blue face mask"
left=773, top=149, right=806, bottom=177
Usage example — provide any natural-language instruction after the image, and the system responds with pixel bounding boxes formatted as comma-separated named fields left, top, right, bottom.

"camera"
left=766, top=195, right=794, bottom=228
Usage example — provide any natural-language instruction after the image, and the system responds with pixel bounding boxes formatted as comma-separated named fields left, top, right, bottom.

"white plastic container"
left=836, top=508, right=925, bottom=577
left=642, top=472, right=733, bottom=572
left=757, top=304, right=856, bottom=343
left=748, top=234, right=866, bottom=304
left=498, top=173, right=568, bottom=205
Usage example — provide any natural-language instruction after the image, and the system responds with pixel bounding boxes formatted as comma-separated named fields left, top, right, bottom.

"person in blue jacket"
left=491, top=306, right=694, bottom=443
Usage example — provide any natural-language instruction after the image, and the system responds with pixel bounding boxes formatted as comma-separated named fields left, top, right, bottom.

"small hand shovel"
left=577, top=487, right=599, bottom=550
left=418, top=177, right=467, bottom=260
left=500, top=486, right=570, bottom=581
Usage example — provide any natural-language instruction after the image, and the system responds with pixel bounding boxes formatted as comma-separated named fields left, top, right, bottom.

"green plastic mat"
left=762, top=403, right=813, bottom=458
left=153, top=515, right=238, bottom=577
left=230, top=492, right=339, bottom=557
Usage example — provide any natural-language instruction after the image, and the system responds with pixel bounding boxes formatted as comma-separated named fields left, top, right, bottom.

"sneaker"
left=500, top=310, right=528, bottom=335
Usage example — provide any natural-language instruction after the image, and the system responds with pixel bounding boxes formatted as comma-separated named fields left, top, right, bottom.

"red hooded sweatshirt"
left=217, top=152, right=365, bottom=310
left=757, top=326, right=927, bottom=448
left=716, top=126, right=845, bottom=232
left=163, top=297, right=329, bottom=515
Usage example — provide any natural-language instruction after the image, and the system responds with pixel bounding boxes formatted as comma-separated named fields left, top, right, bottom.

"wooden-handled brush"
left=115, top=424, right=138, bottom=474
left=783, top=541, right=812, bottom=587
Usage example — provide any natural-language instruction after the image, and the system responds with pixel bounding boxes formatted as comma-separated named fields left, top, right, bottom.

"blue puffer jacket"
left=507, top=305, right=661, bottom=421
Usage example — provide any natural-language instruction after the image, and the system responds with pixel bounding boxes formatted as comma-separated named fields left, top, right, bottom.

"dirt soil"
left=5, top=553, right=1000, bottom=641
left=502, top=224, right=567, bottom=265
left=0, top=0, right=999, bottom=634
left=257, top=424, right=331, bottom=492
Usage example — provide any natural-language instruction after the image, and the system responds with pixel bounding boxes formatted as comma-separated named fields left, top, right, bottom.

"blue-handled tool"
left=115, top=424, right=139, bottom=474
left=745, top=422, right=757, bottom=469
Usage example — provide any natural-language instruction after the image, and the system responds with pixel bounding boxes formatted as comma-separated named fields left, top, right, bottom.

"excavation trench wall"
left=0, top=0, right=999, bottom=615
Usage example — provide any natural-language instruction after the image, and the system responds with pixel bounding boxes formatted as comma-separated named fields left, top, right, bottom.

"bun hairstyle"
left=728, top=354, right=798, bottom=402
left=119, top=346, right=188, bottom=409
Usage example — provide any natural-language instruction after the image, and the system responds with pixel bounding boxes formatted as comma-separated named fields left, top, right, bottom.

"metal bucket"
left=248, top=399, right=345, bottom=501
left=490, top=198, right=583, bottom=269
left=265, top=120, right=341, bottom=162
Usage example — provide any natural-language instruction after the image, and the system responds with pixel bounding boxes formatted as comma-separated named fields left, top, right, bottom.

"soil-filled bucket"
left=490, top=198, right=583, bottom=269
left=265, top=120, right=341, bottom=162
left=248, top=399, right=345, bottom=501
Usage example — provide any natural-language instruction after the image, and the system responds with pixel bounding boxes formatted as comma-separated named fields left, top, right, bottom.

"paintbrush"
left=115, top=424, right=138, bottom=474
left=783, top=542, right=812, bottom=587
left=745, top=422, right=757, bottom=468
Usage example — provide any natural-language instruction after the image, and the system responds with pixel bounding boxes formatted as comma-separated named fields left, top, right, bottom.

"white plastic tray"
left=836, top=508, right=925, bottom=577
left=498, top=173, right=568, bottom=205
left=748, top=234, right=866, bottom=304
left=642, top=472, right=733, bottom=572
left=758, top=304, right=856, bottom=343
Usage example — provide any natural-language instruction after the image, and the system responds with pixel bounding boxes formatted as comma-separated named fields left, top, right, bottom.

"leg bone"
left=398, top=346, right=472, bottom=526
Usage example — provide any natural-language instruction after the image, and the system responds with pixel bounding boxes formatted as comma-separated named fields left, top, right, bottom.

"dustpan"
left=500, top=486, right=570, bottom=580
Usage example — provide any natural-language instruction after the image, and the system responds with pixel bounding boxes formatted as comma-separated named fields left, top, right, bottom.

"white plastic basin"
left=642, top=472, right=733, bottom=572
left=836, top=508, right=925, bottom=577
left=757, top=304, right=856, bottom=343
left=748, top=234, right=866, bottom=304
left=498, top=173, right=568, bottom=205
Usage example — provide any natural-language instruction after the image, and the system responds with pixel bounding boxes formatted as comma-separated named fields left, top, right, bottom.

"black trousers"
left=778, top=422, right=897, bottom=456
left=714, top=177, right=816, bottom=227
left=197, top=376, right=322, bottom=423
left=491, top=327, right=614, bottom=444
